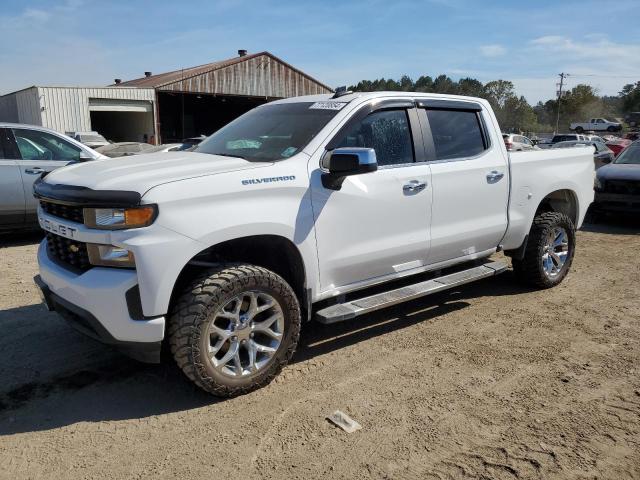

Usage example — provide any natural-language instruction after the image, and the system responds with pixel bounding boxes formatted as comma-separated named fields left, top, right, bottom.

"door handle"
left=486, top=171, right=504, bottom=183
left=403, top=180, right=427, bottom=193
left=24, top=167, right=45, bottom=174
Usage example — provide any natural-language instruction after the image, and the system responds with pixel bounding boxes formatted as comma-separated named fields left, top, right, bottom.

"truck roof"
left=270, top=91, right=492, bottom=106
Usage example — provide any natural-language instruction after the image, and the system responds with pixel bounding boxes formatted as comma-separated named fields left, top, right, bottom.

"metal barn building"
left=0, top=51, right=332, bottom=144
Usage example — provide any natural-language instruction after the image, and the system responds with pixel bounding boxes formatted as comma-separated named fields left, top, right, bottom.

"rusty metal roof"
left=113, top=51, right=332, bottom=92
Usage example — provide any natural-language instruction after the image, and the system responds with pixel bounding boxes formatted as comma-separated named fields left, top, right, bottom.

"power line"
left=565, top=73, right=640, bottom=79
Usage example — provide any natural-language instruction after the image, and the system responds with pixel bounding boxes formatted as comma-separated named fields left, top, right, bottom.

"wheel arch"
left=169, top=235, right=310, bottom=320
left=535, top=188, right=579, bottom=226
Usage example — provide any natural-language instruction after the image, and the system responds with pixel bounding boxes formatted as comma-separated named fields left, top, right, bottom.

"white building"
left=0, top=86, right=156, bottom=143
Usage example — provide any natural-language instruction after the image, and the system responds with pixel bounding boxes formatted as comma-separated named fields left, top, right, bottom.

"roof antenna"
left=331, top=86, right=352, bottom=99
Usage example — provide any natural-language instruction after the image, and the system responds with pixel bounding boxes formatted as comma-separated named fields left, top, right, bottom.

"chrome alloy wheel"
left=205, top=291, right=284, bottom=377
left=542, top=227, right=569, bottom=278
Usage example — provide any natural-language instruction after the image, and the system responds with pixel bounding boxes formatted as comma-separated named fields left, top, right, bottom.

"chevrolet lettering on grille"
left=39, top=216, right=78, bottom=239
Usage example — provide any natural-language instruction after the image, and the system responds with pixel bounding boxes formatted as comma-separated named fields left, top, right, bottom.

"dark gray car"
left=593, top=141, right=640, bottom=214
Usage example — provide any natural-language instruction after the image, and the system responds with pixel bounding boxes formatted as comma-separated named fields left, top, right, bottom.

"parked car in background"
left=538, top=133, right=588, bottom=149
left=0, top=123, right=105, bottom=231
left=551, top=140, right=615, bottom=169
left=570, top=118, right=622, bottom=133
left=67, top=131, right=110, bottom=149
left=584, top=134, right=605, bottom=144
left=143, top=143, right=184, bottom=153
left=502, top=133, right=537, bottom=151
left=624, top=112, right=640, bottom=128
left=605, top=138, right=632, bottom=157
left=624, top=131, right=640, bottom=142
left=593, top=140, right=640, bottom=215
left=95, top=142, right=156, bottom=158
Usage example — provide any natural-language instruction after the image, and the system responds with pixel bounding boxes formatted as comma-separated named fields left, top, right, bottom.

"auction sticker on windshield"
left=309, top=101, right=347, bottom=110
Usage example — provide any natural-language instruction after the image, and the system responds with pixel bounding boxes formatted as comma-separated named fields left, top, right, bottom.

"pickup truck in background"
left=570, top=118, right=622, bottom=133
left=33, top=91, right=595, bottom=397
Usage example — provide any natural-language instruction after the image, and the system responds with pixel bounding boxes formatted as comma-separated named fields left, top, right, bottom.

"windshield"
left=614, top=144, right=640, bottom=164
left=195, top=102, right=341, bottom=161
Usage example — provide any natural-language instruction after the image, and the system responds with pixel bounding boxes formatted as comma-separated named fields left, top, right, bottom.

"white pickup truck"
left=33, top=91, right=595, bottom=397
left=570, top=118, right=622, bottom=133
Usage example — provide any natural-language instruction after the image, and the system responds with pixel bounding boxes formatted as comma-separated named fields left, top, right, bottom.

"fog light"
left=87, top=244, right=135, bottom=268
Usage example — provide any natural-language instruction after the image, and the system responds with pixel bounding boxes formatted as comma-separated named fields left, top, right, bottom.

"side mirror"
left=321, top=147, right=377, bottom=190
left=78, top=151, right=93, bottom=162
left=601, top=156, right=612, bottom=164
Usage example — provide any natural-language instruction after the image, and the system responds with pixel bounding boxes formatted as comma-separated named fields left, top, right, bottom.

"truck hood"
left=597, top=163, right=640, bottom=182
left=43, top=152, right=271, bottom=194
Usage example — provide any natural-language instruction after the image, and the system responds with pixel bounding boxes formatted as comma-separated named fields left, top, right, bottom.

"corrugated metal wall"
left=158, top=54, right=331, bottom=97
left=0, top=87, right=41, bottom=125
left=36, top=87, right=155, bottom=134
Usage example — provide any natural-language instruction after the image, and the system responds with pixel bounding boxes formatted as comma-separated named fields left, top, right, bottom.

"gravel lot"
left=1, top=221, right=639, bottom=480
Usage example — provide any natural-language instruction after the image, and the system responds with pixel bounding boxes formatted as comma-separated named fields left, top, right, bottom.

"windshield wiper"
left=208, top=152, right=246, bottom=160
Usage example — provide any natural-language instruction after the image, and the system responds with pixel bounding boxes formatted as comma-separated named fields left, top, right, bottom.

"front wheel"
left=575, top=126, right=584, bottom=133
left=513, top=212, right=576, bottom=288
left=168, top=264, right=301, bottom=397
left=607, top=126, right=616, bottom=132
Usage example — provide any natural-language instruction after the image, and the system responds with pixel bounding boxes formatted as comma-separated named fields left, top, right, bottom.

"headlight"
left=87, top=244, right=135, bottom=268
left=84, top=205, right=157, bottom=230
left=594, top=177, right=603, bottom=191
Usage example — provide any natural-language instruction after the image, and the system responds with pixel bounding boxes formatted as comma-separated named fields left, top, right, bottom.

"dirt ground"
left=0, top=220, right=639, bottom=480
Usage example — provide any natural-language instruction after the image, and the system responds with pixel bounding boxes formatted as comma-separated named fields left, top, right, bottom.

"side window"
left=334, top=109, right=414, bottom=166
left=12, top=128, right=81, bottom=161
left=425, top=109, right=486, bottom=160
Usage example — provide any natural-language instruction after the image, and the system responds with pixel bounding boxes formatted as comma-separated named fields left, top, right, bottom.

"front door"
left=309, top=106, right=432, bottom=293
left=0, top=128, right=25, bottom=227
left=418, top=102, right=509, bottom=265
left=10, top=128, right=82, bottom=222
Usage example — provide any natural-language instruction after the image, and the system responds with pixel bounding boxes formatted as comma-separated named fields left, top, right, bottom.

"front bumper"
left=36, top=242, right=165, bottom=363
left=593, top=192, right=640, bottom=213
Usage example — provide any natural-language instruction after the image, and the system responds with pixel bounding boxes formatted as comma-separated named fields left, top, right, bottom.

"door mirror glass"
left=321, top=147, right=377, bottom=190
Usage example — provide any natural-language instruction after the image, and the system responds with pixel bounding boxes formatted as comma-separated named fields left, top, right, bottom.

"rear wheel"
left=575, top=126, right=584, bottom=133
left=513, top=212, right=576, bottom=288
left=168, top=264, right=301, bottom=397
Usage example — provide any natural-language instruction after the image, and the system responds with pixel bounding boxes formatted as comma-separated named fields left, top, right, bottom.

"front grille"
left=604, top=180, right=640, bottom=195
left=45, top=233, right=91, bottom=272
left=40, top=200, right=84, bottom=224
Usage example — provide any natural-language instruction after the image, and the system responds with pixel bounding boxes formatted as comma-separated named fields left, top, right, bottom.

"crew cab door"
left=417, top=100, right=509, bottom=265
left=10, top=127, right=83, bottom=223
left=0, top=128, right=25, bottom=227
left=309, top=102, right=432, bottom=293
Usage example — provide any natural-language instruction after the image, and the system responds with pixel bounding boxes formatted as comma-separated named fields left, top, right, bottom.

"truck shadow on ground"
left=0, top=271, right=530, bottom=436
left=581, top=216, right=640, bottom=235
left=0, top=230, right=43, bottom=248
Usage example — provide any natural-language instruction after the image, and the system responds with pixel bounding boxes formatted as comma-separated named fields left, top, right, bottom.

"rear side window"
left=335, top=109, right=414, bottom=166
left=426, top=109, right=486, bottom=160
left=12, top=128, right=81, bottom=161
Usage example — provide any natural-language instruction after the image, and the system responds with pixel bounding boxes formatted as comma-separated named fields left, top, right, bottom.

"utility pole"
left=555, top=73, right=567, bottom=134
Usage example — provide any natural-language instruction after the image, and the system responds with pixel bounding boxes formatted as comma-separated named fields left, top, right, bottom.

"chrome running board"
left=315, top=260, right=508, bottom=324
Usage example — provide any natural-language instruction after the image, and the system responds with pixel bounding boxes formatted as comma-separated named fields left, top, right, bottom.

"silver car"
left=502, top=133, right=536, bottom=151
left=0, top=123, right=105, bottom=231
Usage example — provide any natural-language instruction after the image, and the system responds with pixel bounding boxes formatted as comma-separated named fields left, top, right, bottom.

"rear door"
left=10, top=128, right=82, bottom=222
left=417, top=99, right=509, bottom=265
left=0, top=128, right=25, bottom=227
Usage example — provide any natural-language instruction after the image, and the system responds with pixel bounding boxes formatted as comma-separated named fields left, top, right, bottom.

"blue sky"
left=1, top=0, right=639, bottom=103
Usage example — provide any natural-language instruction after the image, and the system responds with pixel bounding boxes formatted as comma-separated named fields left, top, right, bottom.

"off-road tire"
left=168, top=264, right=301, bottom=397
left=512, top=212, right=576, bottom=289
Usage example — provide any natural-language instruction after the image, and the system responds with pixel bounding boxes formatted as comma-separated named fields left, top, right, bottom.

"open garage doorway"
left=157, top=92, right=269, bottom=143
left=89, top=99, right=155, bottom=143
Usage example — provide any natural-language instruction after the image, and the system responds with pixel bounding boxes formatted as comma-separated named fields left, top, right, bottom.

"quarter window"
left=12, top=128, right=81, bottom=161
left=334, top=109, right=414, bottom=166
left=426, top=109, right=486, bottom=160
